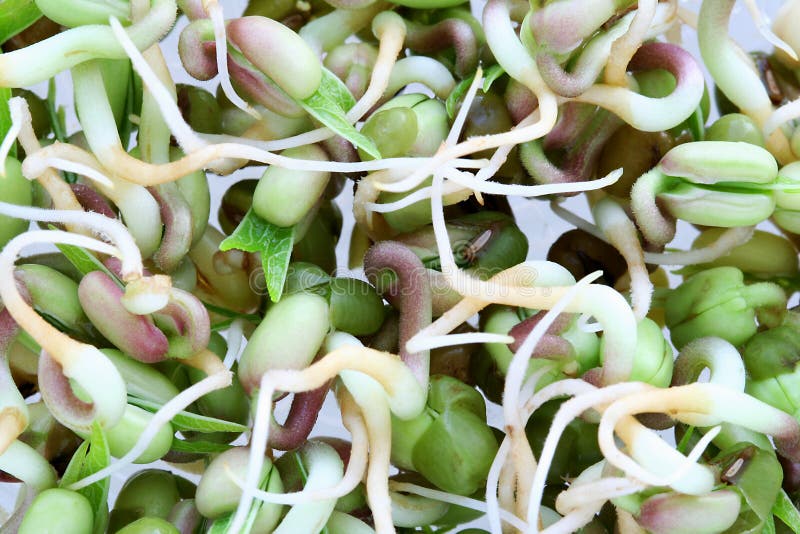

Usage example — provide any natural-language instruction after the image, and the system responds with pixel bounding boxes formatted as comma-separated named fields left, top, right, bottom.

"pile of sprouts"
left=2, top=0, right=800, bottom=532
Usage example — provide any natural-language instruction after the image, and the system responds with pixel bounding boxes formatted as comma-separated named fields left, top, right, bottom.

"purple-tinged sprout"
left=37, top=351, right=105, bottom=434
left=530, top=9, right=639, bottom=97
left=0, top=308, right=27, bottom=453
left=178, top=18, right=307, bottom=118
left=78, top=271, right=170, bottom=364
left=269, top=381, right=333, bottom=451
left=527, top=0, right=635, bottom=56
left=227, top=17, right=322, bottom=102
left=69, top=183, right=116, bottom=218
left=508, top=312, right=574, bottom=360
left=574, top=42, right=705, bottom=132
left=225, top=47, right=307, bottom=118
left=148, top=182, right=194, bottom=274
left=153, top=287, right=211, bottom=360
left=168, top=499, right=203, bottom=534
left=178, top=20, right=217, bottom=81
left=636, top=490, right=740, bottom=534
left=504, top=79, right=537, bottom=125
left=177, top=0, right=207, bottom=20
left=632, top=141, right=778, bottom=247
left=364, top=241, right=432, bottom=388
left=520, top=105, right=622, bottom=188
left=403, top=17, right=478, bottom=78
left=324, top=43, right=378, bottom=100
left=630, top=168, right=677, bottom=247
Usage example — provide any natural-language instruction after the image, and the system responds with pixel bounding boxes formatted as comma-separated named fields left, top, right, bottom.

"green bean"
left=19, top=488, right=93, bottom=534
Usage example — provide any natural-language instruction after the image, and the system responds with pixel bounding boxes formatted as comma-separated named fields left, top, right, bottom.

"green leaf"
left=201, top=300, right=261, bottom=322
left=0, top=85, right=14, bottom=159
left=170, top=438, right=233, bottom=454
left=298, top=72, right=381, bottom=159
left=219, top=209, right=295, bottom=302
left=445, top=65, right=506, bottom=119
left=53, top=237, right=123, bottom=288
left=128, top=396, right=248, bottom=434
left=318, top=67, right=356, bottom=112
left=762, top=516, right=776, bottom=534
left=482, top=65, right=506, bottom=92
left=46, top=80, right=77, bottom=183
left=59, top=422, right=111, bottom=530
left=773, top=490, right=800, bottom=533
left=0, top=0, right=42, bottom=44
left=446, top=77, right=472, bottom=119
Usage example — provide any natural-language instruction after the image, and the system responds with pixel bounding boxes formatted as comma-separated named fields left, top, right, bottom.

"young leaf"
left=445, top=77, right=472, bottom=119
left=318, top=67, right=357, bottom=112
left=0, top=0, right=42, bottom=45
left=773, top=489, right=800, bottom=534
left=219, top=209, right=295, bottom=302
left=446, top=65, right=506, bottom=119
left=170, top=438, right=233, bottom=454
left=299, top=70, right=381, bottom=160
left=482, top=65, right=506, bottom=92
left=0, top=85, right=13, bottom=159
left=59, top=422, right=111, bottom=531
left=46, top=79, right=77, bottom=183
left=54, top=240, right=123, bottom=288
left=128, top=396, right=248, bottom=434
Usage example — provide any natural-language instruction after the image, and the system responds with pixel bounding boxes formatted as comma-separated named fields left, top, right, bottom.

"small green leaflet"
left=219, top=209, right=294, bottom=302
left=773, top=489, right=800, bottom=533
left=482, top=65, right=506, bottom=92
left=128, top=396, right=248, bottom=434
left=46, top=80, right=77, bottom=182
left=445, top=65, right=506, bottom=119
left=763, top=516, right=776, bottom=534
left=59, top=422, right=111, bottom=531
left=299, top=69, right=381, bottom=160
left=51, top=231, right=123, bottom=288
left=0, top=85, right=13, bottom=159
left=170, top=438, right=233, bottom=454
left=317, top=66, right=356, bottom=111
left=0, top=0, right=42, bottom=45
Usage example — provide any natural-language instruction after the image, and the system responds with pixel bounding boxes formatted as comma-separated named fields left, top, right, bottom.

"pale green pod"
left=195, top=447, right=284, bottom=532
left=19, top=489, right=93, bottom=534
left=776, top=161, right=800, bottom=211
left=238, top=292, right=330, bottom=394
left=658, top=141, right=778, bottom=184
left=252, top=144, right=331, bottom=227
left=659, top=183, right=775, bottom=227
left=774, top=208, right=800, bottom=234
